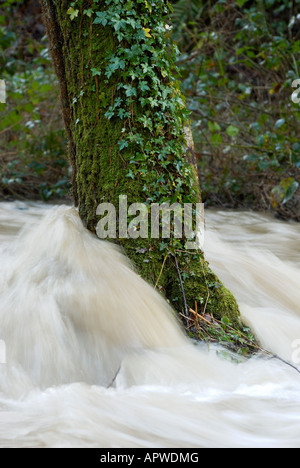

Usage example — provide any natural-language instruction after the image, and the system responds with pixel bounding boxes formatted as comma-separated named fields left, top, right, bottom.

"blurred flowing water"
left=0, top=201, right=299, bottom=448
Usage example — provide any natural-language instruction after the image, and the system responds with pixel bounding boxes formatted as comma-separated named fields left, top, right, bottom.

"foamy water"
left=0, top=202, right=299, bottom=448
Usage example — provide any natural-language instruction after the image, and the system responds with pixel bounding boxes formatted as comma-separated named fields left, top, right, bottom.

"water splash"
left=204, top=210, right=300, bottom=362
left=0, top=203, right=299, bottom=448
left=0, top=205, right=186, bottom=389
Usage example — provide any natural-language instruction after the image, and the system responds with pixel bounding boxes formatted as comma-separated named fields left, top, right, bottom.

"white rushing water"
left=0, top=201, right=299, bottom=448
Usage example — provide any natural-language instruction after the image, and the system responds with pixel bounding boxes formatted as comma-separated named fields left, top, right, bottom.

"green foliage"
left=1, top=0, right=299, bottom=220
left=79, top=0, right=196, bottom=207
left=172, top=0, right=300, bottom=219
left=63, top=0, right=201, bottom=263
left=0, top=0, right=246, bottom=347
left=270, top=177, right=299, bottom=208
left=196, top=315, right=258, bottom=356
left=0, top=2, right=69, bottom=201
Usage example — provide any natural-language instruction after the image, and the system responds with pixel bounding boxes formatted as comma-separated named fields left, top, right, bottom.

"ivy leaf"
left=104, top=108, right=115, bottom=120
left=91, top=68, right=102, bottom=77
left=145, top=1, right=152, bottom=13
left=256, top=134, right=266, bottom=146
left=208, top=121, right=221, bottom=132
left=143, top=28, right=152, bottom=38
left=123, top=84, right=137, bottom=97
left=126, top=18, right=137, bottom=29
left=113, top=97, right=123, bottom=108
left=138, top=115, right=153, bottom=129
left=118, top=139, right=129, bottom=151
left=140, top=97, right=149, bottom=107
left=83, top=9, right=93, bottom=18
left=270, top=178, right=299, bottom=208
left=162, top=86, right=172, bottom=99
left=226, top=125, right=240, bottom=138
left=107, top=56, right=126, bottom=73
left=141, top=63, right=153, bottom=75
left=67, top=7, right=79, bottom=21
left=126, top=169, right=135, bottom=179
left=274, top=118, right=286, bottom=129
left=139, top=81, right=150, bottom=93
left=93, top=11, right=108, bottom=26
left=282, top=180, right=299, bottom=204
left=112, top=17, right=127, bottom=32
left=148, top=97, right=159, bottom=108
left=118, top=108, right=130, bottom=119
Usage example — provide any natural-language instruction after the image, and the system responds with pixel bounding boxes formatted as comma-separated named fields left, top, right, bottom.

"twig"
left=189, top=307, right=213, bottom=326
left=179, top=313, right=193, bottom=328
left=269, top=355, right=300, bottom=376
left=108, top=366, right=121, bottom=388
left=195, top=301, right=199, bottom=330
left=198, top=256, right=210, bottom=316
left=190, top=310, right=300, bottom=376
left=173, top=254, right=189, bottom=327
left=154, top=253, right=169, bottom=290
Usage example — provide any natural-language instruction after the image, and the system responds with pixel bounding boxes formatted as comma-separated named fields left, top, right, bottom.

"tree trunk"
left=41, top=0, right=241, bottom=334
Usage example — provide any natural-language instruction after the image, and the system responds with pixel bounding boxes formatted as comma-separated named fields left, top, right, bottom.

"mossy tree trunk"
left=41, top=0, right=241, bottom=335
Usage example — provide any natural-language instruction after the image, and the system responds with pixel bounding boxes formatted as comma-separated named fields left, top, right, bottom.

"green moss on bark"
left=42, top=0, right=248, bottom=345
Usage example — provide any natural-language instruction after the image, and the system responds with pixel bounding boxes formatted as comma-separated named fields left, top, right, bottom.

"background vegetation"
left=171, top=0, right=300, bottom=221
left=0, top=0, right=70, bottom=201
left=0, top=0, right=299, bottom=220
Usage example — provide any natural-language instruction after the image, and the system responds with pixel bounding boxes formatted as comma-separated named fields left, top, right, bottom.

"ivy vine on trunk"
left=41, top=0, right=250, bottom=348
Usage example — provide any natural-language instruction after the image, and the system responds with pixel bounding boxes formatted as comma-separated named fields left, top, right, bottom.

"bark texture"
left=41, top=0, right=241, bottom=331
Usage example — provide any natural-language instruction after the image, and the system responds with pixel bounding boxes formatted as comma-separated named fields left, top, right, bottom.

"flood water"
left=0, top=201, right=299, bottom=448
